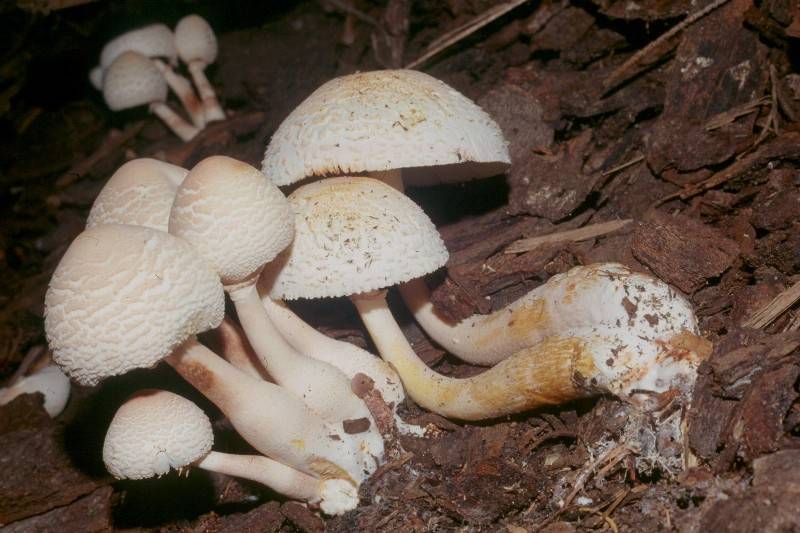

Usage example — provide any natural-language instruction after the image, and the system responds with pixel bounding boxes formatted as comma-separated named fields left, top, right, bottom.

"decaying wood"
left=744, top=281, right=800, bottom=329
left=505, top=219, right=632, bottom=254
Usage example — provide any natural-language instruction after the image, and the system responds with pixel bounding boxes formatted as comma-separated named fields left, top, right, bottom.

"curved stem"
left=166, top=338, right=369, bottom=482
left=228, top=284, right=384, bottom=459
left=206, top=317, right=268, bottom=380
left=153, top=59, right=206, bottom=128
left=188, top=60, right=226, bottom=122
left=149, top=102, right=199, bottom=142
left=351, top=292, right=597, bottom=420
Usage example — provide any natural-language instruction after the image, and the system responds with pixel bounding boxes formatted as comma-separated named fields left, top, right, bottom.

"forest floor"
left=1, top=0, right=799, bottom=531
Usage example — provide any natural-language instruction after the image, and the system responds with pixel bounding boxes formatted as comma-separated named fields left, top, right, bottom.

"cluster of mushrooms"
left=89, top=17, right=225, bottom=142
left=43, top=70, right=711, bottom=515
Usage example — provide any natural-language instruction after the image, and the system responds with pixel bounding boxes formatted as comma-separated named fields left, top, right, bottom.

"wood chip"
left=743, top=281, right=800, bottom=329
left=505, top=219, right=632, bottom=254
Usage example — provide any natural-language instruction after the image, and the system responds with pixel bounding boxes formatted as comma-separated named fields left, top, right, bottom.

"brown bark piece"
left=281, top=501, right=325, bottom=533
left=1, top=486, right=113, bottom=533
left=184, top=501, right=284, bottom=533
left=631, top=210, right=740, bottom=293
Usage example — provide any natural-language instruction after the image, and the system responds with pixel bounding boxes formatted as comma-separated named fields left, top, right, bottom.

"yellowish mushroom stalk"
left=267, top=177, right=711, bottom=421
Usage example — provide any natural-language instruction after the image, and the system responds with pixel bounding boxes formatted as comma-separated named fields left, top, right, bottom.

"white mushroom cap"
left=99, top=23, right=178, bottom=70
left=87, top=158, right=188, bottom=232
left=44, top=224, right=225, bottom=386
left=103, top=390, right=213, bottom=479
left=169, top=156, right=294, bottom=288
left=103, top=51, right=168, bottom=111
left=175, top=14, right=218, bottom=65
left=261, top=69, right=510, bottom=187
left=265, top=177, right=448, bottom=300
left=0, top=364, right=71, bottom=417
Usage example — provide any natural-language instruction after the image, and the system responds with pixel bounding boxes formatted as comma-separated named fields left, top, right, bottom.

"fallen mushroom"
left=96, top=23, right=205, bottom=129
left=259, top=68, right=524, bottom=365
left=266, top=177, right=710, bottom=420
left=0, top=364, right=70, bottom=417
left=86, top=157, right=188, bottom=231
left=103, top=51, right=199, bottom=142
left=104, top=389, right=357, bottom=515
left=168, top=156, right=384, bottom=459
left=45, top=223, right=373, bottom=487
left=174, top=14, right=226, bottom=122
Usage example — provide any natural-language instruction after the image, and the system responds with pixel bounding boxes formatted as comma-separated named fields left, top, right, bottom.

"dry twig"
left=405, top=0, right=529, bottom=69
left=743, top=281, right=800, bottom=329
left=505, top=219, right=632, bottom=254
left=603, top=0, right=731, bottom=91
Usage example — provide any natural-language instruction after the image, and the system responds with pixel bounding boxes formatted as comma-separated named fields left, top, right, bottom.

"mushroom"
left=86, top=158, right=188, bottom=231
left=103, top=51, right=199, bottom=142
left=168, top=156, right=384, bottom=458
left=97, top=23, right=205, bottom=129
left=104, top=390, right=357, bottom=515
left=266, top=177, right=710, bottom=420
left=174, top=14, right=226, bottom=122
left=45, top=223, right=372, bottom=486
left=0, top=364, right=70, bottom=417
left=259, top=68, right=526, bottom=365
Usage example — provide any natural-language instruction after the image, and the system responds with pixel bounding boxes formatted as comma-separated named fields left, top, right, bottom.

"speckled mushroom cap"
left=87, top=158, right=188, bottom=232
left=100, top=23, right=178, bottom=70
left=264, top=177, right=448, bottom=299
left=169, top=156, right=294, bottom=288
left=175, top=14, right=218, bottom=64
left=103, top=51, right=167, bottom=111
left=261, top=69, right=510, bottom=187
left=44, top=224, right=224, bottom=386
left=103, top=390, right=213, bottom=479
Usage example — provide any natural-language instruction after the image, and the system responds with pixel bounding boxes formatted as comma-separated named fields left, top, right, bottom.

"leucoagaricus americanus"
left=44, top=224, right=373, bottom=488
left=260, top=68, right=527, bottom=365
left=174, top=14, right=226, bottom=122
left=104, top=390, right=357, bottom=515
left=0, top=364, right=70, bottom=417
left=265, top=177, right=710, bottom=421
left=168, top=156, right=385, bottom=457
left=102, top=51, right=199, bottom=142
left=86, top=158, right=188, bottom=231
left=95, top=23, right=205, bottom=129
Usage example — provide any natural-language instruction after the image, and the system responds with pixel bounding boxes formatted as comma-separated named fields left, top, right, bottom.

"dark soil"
left=1, top=0, right=799, bottom=531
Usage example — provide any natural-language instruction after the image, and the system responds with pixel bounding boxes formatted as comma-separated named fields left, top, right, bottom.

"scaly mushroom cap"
left=103, top=51, right=167, bottom=111
left=175, top=14, right=218, bottom=65
left=44, top=224, right=225, bottom=386
left=169, top=156, right=294, bottom=288
left=261, top=69, right=510, bottom=187
left=265, top=177, right=448, bottom=299
left=100, top=23, right=178, bottom=69
left=87, top=158, right=188, bottom=232
left=103, top=389, right=213, bottom=479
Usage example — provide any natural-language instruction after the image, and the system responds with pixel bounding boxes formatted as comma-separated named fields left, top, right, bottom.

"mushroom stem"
left=350, top=290, right=597, bottom=420
left=153, top=59, right=206, bottom=128
left=206, top=317, right=268, bottom=380
left=197, top=451, right=323, bottom=502
left=187, top=59, right=226, bottom=122
left=148, top=102, right=199, bottom=141
left=228, top=283, right=384, bottom=454
left=166, top=337, right=369, bottom=482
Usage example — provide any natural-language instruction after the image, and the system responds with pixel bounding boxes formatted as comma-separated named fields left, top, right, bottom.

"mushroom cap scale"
left=99, top=23, right=178, bottom=70
left=87, top=158, right=188, bottom=232
left=103, top=390, right=213, bottom=479
left=169, top=156, right=294, bottom=288
left=44, top=224, right=224, bottom=386
left=174, top=14, right=218, bottom=65
left=103, top=51, right=167, bottom=111
left=264, top=177, right=448, bottom=300
left=261, top=69, right=510, bottom=187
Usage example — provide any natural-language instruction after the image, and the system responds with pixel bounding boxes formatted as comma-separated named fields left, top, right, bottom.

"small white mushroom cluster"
left=89, top=15, right=225, bottom=142
left=44, top=69, right=712, bottom=516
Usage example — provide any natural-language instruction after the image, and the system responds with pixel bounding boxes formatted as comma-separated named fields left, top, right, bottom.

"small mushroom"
left=174, top=14, right=226, bottom=122
left=97, top=23, right=205, bottom=129
left=266, top=177, right=710, bottom=420
left=104, top=389, right=358, bottom=515
left=103, top=51, right=199, bottom=142
left=168, top=156, right=385, bottom=459
left=45, top=224, right=371, bottom=484
left=0, top=364, right=70, bottom=417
